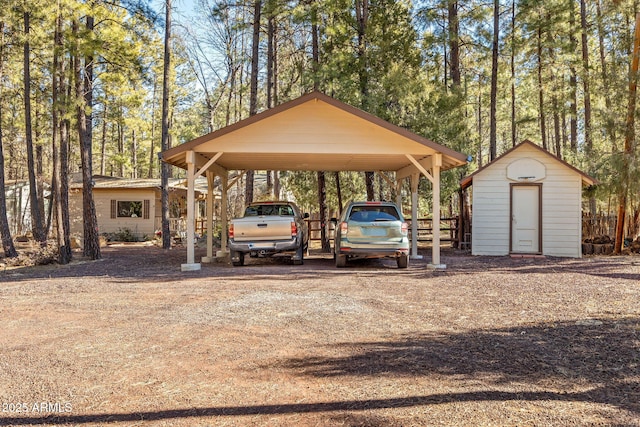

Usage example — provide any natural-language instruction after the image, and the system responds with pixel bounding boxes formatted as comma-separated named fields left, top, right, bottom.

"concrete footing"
left=181, top=263, right=201, bottom=272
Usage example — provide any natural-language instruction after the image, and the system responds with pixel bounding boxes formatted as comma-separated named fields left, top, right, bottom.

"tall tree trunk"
left=61, top=53, right=72, bottom=259
left=355, top=0, right=374, bottom=200
left=448, top=0, right=460, bottom=88
left=365, top=172, right=375, bottom=201
left=52, top=6, right=71, bottom=264
left=24, top=10, right=46, bottom=244
left=355, top=0, right=369, bottom=101
left=131, top=129, right=138, bottom=179
left=317, top=171, right=330, bottom=252
left=36, top=144, right=45, bottom=233
left=273, top=171, right=280, bottom=199
left=59, top=106, right=72, bottom=263
left=148, top=75, right=157, bottom=178
left=116, top=121, right=122, bottom=176
left=477, top=90, right=483, bottom=168
left=76, top=16, right=101, bottom=260
left=580, top=0, right=592, bottom=154
left=579, top=0, right=596, bottom=216
left=266, top=5, right=276, bottom=197
left=511, top=0, right=516, bottom=147
left=537, top=27, right=547, bottom=150
left=249, top=1, right=261, bottom=116
left=615, top=12, right=640, bottom=254
left=245, top=0, right=262, bottom=206
left=569, top=1, right=578, bottom=153
left=311, top=0, right=319, bottom=91
left=335, top=172, right=343, bottom=213
left=0, top=21, right=18, bottom=258
left=552, top=95, right=562, bottom=159
left=489, top=0, right=499, bottom=161
left=310, top=0, right=329, bottom=251
left=161, top=0, right=172, bottom=249
left=596, top=0, right=617, bottom=152
left=547, top=23, right=562, bottom=159
left=100, top=107, right=107, bottom=175
left=267, top=5, right=275, bottom=105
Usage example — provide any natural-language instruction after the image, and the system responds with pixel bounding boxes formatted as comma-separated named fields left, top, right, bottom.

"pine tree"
left=0, top=20, right=18, bottom=258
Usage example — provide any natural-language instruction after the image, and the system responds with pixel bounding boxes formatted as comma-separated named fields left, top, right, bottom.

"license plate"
left=362, top=226, right=387, bottom=237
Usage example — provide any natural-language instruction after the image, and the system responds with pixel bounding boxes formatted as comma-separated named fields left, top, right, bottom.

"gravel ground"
left=0, top=244, right=639, bottom=426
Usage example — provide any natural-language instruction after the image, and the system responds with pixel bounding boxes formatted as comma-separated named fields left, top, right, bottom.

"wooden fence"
left=305, top=217, right=464, bottom=247
left=582, top=211, right=640, bottom=241
left=174, top=212, right=639, bottom=247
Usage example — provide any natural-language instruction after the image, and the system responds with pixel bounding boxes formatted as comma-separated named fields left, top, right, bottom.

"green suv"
left=332, top=201, right=410, bottom=269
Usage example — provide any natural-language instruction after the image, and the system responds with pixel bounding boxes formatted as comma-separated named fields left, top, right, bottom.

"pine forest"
left=1, top=0, right=639, bottom=262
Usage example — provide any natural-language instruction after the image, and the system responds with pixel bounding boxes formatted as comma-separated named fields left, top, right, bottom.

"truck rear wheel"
left=336, top=254, right=347, bottom=268
left=292, top=245, right=304, bottom=265
left=231, top=251, right=245, bottom=266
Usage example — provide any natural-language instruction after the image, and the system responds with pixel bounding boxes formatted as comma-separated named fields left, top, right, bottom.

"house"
left=69, top=176, right=214, bottom=240
left=460, top=140, right=597, bottom=258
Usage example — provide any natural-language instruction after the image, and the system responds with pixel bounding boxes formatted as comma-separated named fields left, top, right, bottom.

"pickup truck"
left=228, top=201, right=309, bottom=266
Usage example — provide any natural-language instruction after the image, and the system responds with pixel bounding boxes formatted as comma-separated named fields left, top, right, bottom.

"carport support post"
left=429, top=153, right=445, bottom=269
left=410, top=174, right=422, bottom=260
left=216, top=173, right=229, bottom=258
left=182, top=150, right=201, bottom=271
left=202, top=171, right=216, bottom=263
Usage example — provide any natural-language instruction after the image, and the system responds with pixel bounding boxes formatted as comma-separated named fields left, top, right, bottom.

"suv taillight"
left=401, top=222, right=408, bottom=235
left=229, top=224, right=234, bottom=239
left=340, top=222, right=348, bottom=236
left=291, top=221, right=298, bottom=237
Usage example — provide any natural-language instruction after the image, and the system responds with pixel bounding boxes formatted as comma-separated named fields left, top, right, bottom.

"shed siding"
left=471, top=144, right=583, bottom=258
left=471, top=169, right=511, bottom=255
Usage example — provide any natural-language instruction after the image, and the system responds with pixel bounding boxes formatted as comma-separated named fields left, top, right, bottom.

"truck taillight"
left=291, top=221, right=298, bottom=237
left=340, top=222, right=348, bottom=236
left=229, top=224, right=234, bottom=239
left=401, top=222, right=408, bottom=235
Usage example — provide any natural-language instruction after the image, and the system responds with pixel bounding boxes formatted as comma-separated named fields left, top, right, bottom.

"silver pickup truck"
left=228, top=201, right=309, bottom=266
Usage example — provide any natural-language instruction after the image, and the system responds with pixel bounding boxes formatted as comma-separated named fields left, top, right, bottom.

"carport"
left=161, top=91, right=467, bottom=271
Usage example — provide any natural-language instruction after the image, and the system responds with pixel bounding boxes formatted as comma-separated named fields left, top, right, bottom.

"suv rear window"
left=348, top=206, right=400, bottom=222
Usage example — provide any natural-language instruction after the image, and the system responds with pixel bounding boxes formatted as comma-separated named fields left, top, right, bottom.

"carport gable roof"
left=162, top=91, right=467, bottom=176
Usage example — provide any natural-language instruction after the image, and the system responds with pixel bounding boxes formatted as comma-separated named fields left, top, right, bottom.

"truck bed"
left=231, top=216, right=294, bottom=242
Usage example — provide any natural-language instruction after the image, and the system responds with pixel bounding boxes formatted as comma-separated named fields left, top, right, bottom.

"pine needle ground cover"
left=1, top=246, right=638, bottom=426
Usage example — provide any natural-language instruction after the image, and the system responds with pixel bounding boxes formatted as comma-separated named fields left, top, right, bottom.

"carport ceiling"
left=162, top=91, right=468, bottom=176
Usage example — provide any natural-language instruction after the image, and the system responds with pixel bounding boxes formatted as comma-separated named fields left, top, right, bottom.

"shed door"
left=511, top=185, right=541, bottom=254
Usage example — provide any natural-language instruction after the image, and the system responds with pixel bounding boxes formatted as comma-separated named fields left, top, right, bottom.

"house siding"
left=471, top=144, right=583, bottom=258
left=70, top=189, right=156, bottom=239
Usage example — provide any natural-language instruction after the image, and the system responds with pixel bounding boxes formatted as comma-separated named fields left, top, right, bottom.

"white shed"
left=460, top=140, right=597, bottom=258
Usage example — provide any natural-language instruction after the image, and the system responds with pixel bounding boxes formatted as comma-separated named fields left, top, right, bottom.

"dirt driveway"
left=1, top=245, right=639, bottom=426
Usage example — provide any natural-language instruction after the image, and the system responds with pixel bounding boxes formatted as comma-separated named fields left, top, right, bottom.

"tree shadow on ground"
left=2, top=318, right=637, bottom=426
left=279, top=317, right=640, bottom=414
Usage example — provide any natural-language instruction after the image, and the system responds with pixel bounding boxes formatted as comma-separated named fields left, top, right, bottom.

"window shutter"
left=111, top=200, right=116, bottom=218
left=143, top=200, right=150, bottom=219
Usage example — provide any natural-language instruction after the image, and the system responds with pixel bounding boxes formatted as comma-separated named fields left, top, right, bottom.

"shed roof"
left=161, top=91, right=468, bottom=176
left=460, top=140, right=597, bottom=190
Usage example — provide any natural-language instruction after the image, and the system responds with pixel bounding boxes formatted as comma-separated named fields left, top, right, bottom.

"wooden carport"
left=161, top=91, right=468, bottom=271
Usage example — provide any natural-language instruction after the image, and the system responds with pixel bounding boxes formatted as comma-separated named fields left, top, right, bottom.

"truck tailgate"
left=232, top=216, right=293, bottom=241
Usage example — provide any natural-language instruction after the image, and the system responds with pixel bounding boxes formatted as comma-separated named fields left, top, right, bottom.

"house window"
left=118, top=201, right=143, bottom=218
left=111, top=200, right=150, bottom=219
